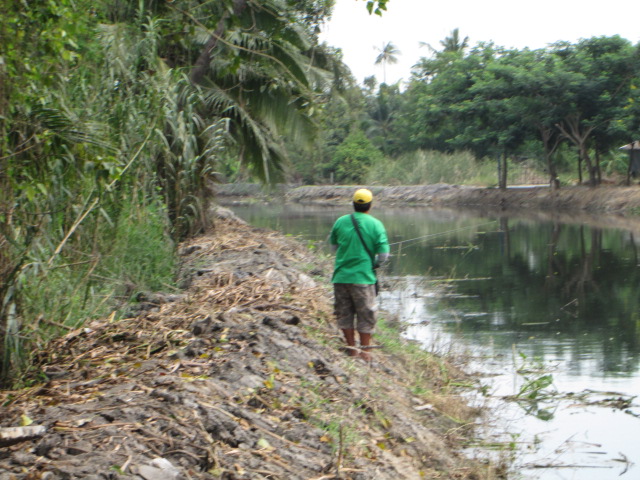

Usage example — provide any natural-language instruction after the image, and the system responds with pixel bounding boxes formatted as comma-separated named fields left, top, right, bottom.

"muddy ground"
left=0, top=208, right=497, bottom=479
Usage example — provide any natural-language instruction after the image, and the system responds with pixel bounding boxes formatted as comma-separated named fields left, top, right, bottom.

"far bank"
left=216, top=183, right=640, bottom=213
left=216, top=183, right=640, bottom=234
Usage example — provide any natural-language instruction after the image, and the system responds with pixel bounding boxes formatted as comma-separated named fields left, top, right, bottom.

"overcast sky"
left=320, top=0, right=640, bottom=86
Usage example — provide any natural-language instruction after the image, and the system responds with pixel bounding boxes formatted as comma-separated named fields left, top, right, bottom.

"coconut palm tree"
left=186, top=0, right=337, bottom=183
left=0, top=0, right=342, bottom=385
left=415, top=29, right=469, bottom=80
left=374, top=41, right=401, bottom=84
left=440, top=28, right=469, bottom=53
left=419, top=28, right=469, bottom=56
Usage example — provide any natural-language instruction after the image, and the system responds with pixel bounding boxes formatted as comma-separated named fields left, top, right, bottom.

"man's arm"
left=376, top=252, right=390, bottom=264
left=373, top=220, right=390, bottom=265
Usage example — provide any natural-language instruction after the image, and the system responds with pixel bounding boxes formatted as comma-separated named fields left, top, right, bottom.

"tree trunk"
left=499, top=152, right=508, bottom=189
left=539, top=125, right=561, bottom=189
left=577, top=148, right=583, bottom=184
left=548, top=161, right=560, bottom=189
left=556, top=115, right=595, bottom=186
left=580, top=144, right=597, bottom=186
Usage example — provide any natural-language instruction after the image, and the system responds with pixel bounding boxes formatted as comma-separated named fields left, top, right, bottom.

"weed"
left=3, top=195, right=176, bottom=386
left=502, top=351, right=558, bottom=420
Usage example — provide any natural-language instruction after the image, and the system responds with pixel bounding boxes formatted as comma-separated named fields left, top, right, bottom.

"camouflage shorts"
left=333, top=283, right=378, bottom=334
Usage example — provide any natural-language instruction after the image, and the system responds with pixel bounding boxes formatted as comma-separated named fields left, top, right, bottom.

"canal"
left=230, top=202, right=640, bottom=479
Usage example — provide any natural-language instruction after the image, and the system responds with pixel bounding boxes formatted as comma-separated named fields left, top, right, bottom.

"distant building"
left=620, top=141, right=640, bottom=184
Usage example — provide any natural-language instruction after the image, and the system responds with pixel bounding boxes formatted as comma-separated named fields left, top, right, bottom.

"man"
left=329, top=188, right=390, bottom=361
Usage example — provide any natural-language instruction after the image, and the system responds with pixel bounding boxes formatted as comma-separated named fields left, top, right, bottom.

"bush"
left=332, top=130, right=384, bottom=183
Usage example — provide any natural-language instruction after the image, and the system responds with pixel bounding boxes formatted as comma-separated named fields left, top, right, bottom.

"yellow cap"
left=353, top=188, right=373, bottom=204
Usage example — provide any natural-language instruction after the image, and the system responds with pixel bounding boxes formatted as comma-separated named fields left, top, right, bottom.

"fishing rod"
left=388, top=220, right=498, bottom=253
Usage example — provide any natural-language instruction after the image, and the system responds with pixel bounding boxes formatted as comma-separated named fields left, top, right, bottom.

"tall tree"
left=440, top=28, right=469, bottom=53
left=176, top=0, right=337, bottom=182
left=552, top=36, right=640, bottom=186
left=375, top=41, right=401, bottom=84
left=414, top=28, right=469, bottom=81
left=402, top=43, right=498, bottom=154
left=363, top=83, right=402, bottom=155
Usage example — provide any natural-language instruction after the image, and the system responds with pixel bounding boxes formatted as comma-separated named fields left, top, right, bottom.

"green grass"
left=364, top=149, right=555, bottom=187
left=365, top=150, right=478, bottom=186
left=5, top=196, right=176, bottom=387
left=105, top=199, right=176, bottom=295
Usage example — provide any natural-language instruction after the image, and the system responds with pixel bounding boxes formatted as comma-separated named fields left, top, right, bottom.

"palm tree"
left=187, top=0, right=337, bottom=184
left=415, top=29, right=469, bottom=80
left=440, top=28, right=469, bottom=53
left=374, top=41, right=401, bottom=84
left=419, top=28, right=469, bottom=56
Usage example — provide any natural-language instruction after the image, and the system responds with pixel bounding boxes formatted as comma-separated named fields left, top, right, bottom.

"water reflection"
left=230, top=203, right=640, bottom=478
left=414, top=218, right=640, bottom=377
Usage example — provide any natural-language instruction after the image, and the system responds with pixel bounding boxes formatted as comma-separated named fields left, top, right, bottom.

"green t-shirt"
left=330, top=212, right=390, bottom=284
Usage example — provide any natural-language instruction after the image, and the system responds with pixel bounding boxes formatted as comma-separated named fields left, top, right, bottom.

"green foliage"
left=0, top=0, right=341, bottom=385
left=284, top=76, right=366, bottom=184
left=366, top=0, right=389, bottom=15
left=371, top=35, right=640, bottom=188
left=516, top=374, right=554, bottom=401
left=363, top=83, right=403, bottom=155
left=4, top=193, right=175, bottom=385
left=507, top=352, right=557, bottom=421
left=105, top=198, right=176, bottom=295
left=19, top=195, right=175, bottom=327
left=550, top=36, right=640, bottom=185
left=332, top=130, right=384, bottom=183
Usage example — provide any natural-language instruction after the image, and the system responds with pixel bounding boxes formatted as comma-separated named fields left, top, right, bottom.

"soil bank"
left=218, top=183, right=640, bottom=212
left=217, top=183, right=640, bottom=234
left=283, top=184, right=640, bottom=214
left=0, top=208, right=498, bottom=479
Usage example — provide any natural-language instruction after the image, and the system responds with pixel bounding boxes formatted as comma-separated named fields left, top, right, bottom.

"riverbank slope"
left=0, top=209, right=499, bottom=479
left=217, top=183, right=640, bottom=234
left=217, top=183, right=640, bottom=213
left=289, top=184, right=640, bottom=213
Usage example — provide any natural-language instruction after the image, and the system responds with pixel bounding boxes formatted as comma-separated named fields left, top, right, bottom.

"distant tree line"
left=289, top=31, right=640, bottom=188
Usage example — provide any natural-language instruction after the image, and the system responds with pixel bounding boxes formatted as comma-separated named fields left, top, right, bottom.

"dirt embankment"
left=218, top=183, right=640, bottom=233
left=0, top=209, right=495, bottom=479
left=218, top=182, right=640, bottom=212
left=282, top=184, right=640, bottom=214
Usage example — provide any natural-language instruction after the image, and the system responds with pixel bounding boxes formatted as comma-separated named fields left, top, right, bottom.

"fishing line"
left=388, top=220, right=498, bottom=253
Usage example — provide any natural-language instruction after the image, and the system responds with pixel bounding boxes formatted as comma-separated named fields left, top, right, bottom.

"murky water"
left=231, top=203, right=640, bottom=479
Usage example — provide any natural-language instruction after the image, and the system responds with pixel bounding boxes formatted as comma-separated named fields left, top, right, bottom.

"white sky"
left=320, top=0, right=640, bottom=86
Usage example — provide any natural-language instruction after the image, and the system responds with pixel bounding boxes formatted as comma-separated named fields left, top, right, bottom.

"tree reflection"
left=429, top=218, right=640, bottom=375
